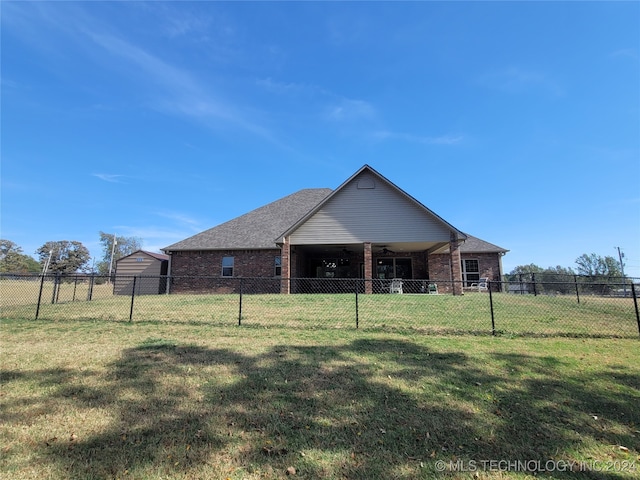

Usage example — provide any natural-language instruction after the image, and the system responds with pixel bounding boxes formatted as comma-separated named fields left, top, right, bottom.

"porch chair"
left=471, top=278, right=489, bottom=291
left=389, top=278, right=403, bottom=294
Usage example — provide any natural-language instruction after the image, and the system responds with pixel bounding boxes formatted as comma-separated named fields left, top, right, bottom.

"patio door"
left=376, top=259, right=394, bottom=279
left=375, top=258, right=412, bottom=279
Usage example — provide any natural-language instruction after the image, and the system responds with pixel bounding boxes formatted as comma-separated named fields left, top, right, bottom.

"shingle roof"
left=163, top=188, right=333, bottom=251
left=460, top=235, right=508, bottom=254
left=144, top=251, right=170, bottom=261
left=118, top=250, right=170, bottom=261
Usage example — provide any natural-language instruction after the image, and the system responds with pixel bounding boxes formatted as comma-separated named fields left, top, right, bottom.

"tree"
left=538, top=265, right=576, bottom=294
left=575, top=253, right=622, bottom=278
left=96, top=232, right=142, bottom=275
left=506, top=264, right=577, bottom=294
left=575, top=253, right=623, bottom=295
left=507, top=264, right=545, bottom=276
left=36, top=240, right=91, bottom=275
left=0, top=239, right=41, bottom=273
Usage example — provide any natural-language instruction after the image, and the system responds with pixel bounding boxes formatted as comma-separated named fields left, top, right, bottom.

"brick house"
left=163, top=165, right=507, bottom=295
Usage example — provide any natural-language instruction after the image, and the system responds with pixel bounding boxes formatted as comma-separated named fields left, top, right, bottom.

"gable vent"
left=357, top=178, right=375, bottom=189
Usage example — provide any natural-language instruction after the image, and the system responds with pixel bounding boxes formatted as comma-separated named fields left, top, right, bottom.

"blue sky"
left=2, top=1, right=639, bottom=277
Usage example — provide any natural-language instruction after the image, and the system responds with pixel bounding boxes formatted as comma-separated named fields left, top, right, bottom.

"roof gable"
left=279, top=165, right=466, bottom=244
left=117, top=250, right=169, bottom=262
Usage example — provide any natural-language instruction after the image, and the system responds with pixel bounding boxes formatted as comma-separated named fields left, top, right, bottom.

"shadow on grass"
left=2, top=338, right=639, bottom=479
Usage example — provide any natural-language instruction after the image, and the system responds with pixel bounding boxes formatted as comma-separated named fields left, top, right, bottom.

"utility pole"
left=41, top=250, right=53, bottom=277
left=108, top=234, right=117, bottom=283
left=616, top=246, right=627, bottom=296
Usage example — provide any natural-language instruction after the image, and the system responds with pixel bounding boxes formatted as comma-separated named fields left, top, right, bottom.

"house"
left=114, top=250, right=169, bottom=295
left=163, top=165, right=507, bottom=295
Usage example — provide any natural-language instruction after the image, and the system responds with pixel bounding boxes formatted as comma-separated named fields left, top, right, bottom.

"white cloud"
left=373, top=130, right=463, bottom=145
left=478, top=67, right=563, bottom=96
left=116, top=226, right=189, bottom=240
left=426, top=134, right=464, bottom=145
left=326, top=14, right=371, bottom=47
left=160, top=9, right=213, bottom=39
left=326, top=98, right=376, bottom=122
left=256, top=77, right=319, bottom=96
left=93, top=173, right=125, bottom=183
left=257, top=76, right=377, bottom=126
left=86, top=28, right=284, bottom=143
left=5, top=2, right=278, bottom=143
left=611, top=48, right=639, bottom=61
left=153, top=211, right=204, bottom=229
left=113, top=225, right=197, bottom=252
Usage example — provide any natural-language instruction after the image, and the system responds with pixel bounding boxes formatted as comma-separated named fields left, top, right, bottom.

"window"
left=274, top=256, right=282, bottom=276
left=222, top=256, right=234, bottom=277
left=376, top=258, right=412, bottom=279
left=462, top=259, right=480, bottom=286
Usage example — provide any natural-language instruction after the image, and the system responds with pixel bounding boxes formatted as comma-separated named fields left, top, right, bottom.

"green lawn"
left=1, top=319, right=638, bottom=479
left=2, top=284, right=638, bottom=338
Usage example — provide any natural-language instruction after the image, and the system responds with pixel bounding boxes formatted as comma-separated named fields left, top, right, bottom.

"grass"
left=0, top=279, right=115, bottom=306
left=1, top=318, right=639, bottom=479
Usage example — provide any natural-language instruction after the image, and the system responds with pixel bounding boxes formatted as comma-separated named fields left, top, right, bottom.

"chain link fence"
left=503, top=272, right=637, bottom=298
left=1, top=274, right=638, bottom=338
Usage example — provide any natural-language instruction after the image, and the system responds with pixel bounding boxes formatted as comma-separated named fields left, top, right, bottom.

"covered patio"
left=280, top=238, right=465, bottom=295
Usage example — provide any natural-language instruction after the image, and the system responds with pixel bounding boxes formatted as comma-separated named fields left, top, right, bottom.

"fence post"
left=573, top=275, right=580, bottom=304
left=632, top=283, right=640, bottom=337
left=355, top=280, right=359, bottom=329
left=238, top=278, right=243, bottom=326
left=35, top=274, right=46, bottom=320
left=129, top=276, right=137, bottom=322
left=88, top=274, right=94, bottom=301
left=488, top=281, right=496, bottom=335
left=532, top=273, right=538, bottom=296
left=51, top=273, right=59, bottom=304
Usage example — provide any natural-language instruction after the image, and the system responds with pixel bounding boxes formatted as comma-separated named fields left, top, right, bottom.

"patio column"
left=280, top=237, right=290, bottom=294
left=363, top=242, right=373, bottom=294
left=450, top=234, right=463, bottom=295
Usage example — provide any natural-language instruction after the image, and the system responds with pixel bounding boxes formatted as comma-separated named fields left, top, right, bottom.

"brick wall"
left=428, top=252, right=503, bottom=293
left=427, top=254, right=452, bottom=282
left=168, top=248, right=502, bottom=294
left=467, top=253, right=503, bottom=283
left=170, top=249, right=281, bottom=293
left=429, top=253, right=502, bottom=282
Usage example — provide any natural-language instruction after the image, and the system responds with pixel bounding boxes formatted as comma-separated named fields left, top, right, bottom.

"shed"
left=114, top=250, right=169, bottom=295
left=508, top=282, right=531, bottom=294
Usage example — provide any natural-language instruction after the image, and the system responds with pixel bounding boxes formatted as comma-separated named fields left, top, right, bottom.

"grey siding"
left=114, top=251, right=168, bottom=295
left=290, top=170, right=452, bottom=245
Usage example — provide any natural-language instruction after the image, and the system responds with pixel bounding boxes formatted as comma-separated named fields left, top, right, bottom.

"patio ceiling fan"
left=377, top=246, right=396, bottom=254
